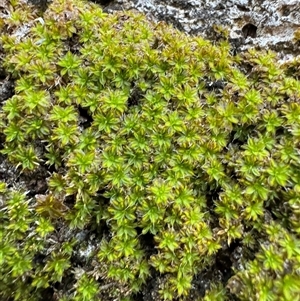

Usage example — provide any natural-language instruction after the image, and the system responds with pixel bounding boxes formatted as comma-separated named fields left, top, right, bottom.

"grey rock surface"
left=104, top=0, right=300, bottom=60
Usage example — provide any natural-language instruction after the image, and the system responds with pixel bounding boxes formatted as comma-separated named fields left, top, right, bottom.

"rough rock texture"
left=103, top=0, right=300, bottom=60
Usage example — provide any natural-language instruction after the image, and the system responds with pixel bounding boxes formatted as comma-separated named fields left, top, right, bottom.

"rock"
left=104, top=0, right=300, bottom=60
left=0, top=79, right=14, bottom=103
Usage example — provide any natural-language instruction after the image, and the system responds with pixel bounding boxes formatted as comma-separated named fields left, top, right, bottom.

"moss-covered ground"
left=1, top=0, right=300, bottom=300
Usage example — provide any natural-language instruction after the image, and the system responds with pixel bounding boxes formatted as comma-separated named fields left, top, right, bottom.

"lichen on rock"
left=105, top=0, right=300, bottom=61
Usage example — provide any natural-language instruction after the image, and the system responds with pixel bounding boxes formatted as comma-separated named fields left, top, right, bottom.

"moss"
left=0, top=0, right=300, bottom=300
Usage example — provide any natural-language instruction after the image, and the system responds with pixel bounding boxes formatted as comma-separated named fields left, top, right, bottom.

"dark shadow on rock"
left=0, top=80, right=14, bottom=103
left=92, top=0, right=115, bottom=6
left=128, top=86, right=143, bottom=108
left=242, top=23, right=257, bottom=39
left=78, top=105, right=93, bottom=129
left=28, top=0, right=49, bottom=12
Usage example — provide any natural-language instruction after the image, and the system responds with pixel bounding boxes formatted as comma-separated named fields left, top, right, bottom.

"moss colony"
left=1, top=0, right=300, bottom=300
